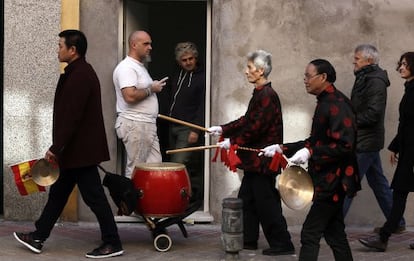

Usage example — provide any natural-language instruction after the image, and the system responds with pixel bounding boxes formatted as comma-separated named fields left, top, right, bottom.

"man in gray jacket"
left=343, top=44, right=405, bottom=232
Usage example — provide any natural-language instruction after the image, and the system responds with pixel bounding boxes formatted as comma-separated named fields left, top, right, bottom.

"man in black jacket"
left=13, top=30, right=123, bottom=259
left=167, top=42, right=206, bottom=202
left=342, top=44, right=405, bottom=232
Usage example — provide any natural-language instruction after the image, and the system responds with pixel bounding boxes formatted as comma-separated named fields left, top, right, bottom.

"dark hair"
left=396, top=52, right=414, bottom=72
left=58, top=30, right=88, bottom=57
left=310, top=59, right=336, bottom=83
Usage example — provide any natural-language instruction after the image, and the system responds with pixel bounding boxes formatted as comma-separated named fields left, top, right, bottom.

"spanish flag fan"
left=10, top=159, right=46, bottom=196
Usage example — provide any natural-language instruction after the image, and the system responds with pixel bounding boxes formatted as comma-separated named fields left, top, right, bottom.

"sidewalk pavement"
left=1, top=219, right=414, bottom=260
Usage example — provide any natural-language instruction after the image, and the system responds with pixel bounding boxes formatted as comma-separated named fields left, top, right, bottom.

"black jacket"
left=388, top=79, right=414, bottom=191
left=351, top=65, right=390, bottom=152
left=168, top=64, right=206, bottom=131
left=50, top=58, right=110, bottom=169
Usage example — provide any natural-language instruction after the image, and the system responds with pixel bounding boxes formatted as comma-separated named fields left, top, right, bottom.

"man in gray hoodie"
left=343, top=44, right=405, bottom=232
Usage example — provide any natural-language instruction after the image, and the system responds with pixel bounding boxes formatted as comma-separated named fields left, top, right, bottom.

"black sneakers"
left=243, top=241, right=258, bottom=250
left=85, top=243, right=124, bottom=259
left=13, top=232, right=44, bottom=254
left=14, top=231, right=123, bottom=258
left=262, top=245, right=295, bottom=256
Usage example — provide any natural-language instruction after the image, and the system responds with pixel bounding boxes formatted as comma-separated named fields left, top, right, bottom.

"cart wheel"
left=154, top=233, right=172, bottom=252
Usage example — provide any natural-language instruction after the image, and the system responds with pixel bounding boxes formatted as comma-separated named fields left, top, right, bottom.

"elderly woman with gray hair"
left=208, top=50, right=295, bottom=256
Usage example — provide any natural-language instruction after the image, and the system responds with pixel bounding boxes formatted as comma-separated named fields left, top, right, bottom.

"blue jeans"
left=343, top=152, right=405, bottom=226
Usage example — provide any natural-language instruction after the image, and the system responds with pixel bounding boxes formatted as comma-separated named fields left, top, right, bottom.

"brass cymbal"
left=278, top=165, right=314, bottom=210
left=31, top=158, right=59, bottom=186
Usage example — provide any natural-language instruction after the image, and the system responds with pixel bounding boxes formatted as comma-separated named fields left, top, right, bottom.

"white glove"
left=289, top=148, right=310, bottom=165
left=218, top=138, right=230, bottom=150
left=259, top=144, right=283, bottom=157
left=208, top=126, right=222, bottom=136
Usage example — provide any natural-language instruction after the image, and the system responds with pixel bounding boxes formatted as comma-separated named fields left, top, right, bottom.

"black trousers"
left=380, top=189, right=408, bottom=241
left=238, top=171, right=293, bottom=248
left=33, top=165, right=121, bottom=247
left=299, top=197, right=353, bottom=261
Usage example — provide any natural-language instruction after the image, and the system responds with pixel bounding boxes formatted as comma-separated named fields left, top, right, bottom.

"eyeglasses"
left=304, top=73, right=321, bottom=80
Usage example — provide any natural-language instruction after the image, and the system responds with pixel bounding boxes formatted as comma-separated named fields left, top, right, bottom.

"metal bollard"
left=221, top=198, right=243, bottom=259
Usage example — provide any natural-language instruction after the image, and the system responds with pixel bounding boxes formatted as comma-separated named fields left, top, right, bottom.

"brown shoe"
left=394, top=225, right=406, bottom=234
left=373, top=225, right=406, bottom=234
left=410, top=242, right=414, bottom=249
left=359, top=235, right=387, bottom=252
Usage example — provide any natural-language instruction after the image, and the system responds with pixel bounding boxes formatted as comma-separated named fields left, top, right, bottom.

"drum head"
left=135, top=162, right=186, bottom=171
left=278, top=165, right=313, bottom=210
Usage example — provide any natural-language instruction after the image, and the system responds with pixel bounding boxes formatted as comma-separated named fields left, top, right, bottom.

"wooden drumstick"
left=166, top=144, right=260, bottom=154
left=158, top=114, right=209, bottom=132
left=166, top=145, right=219, bottom=154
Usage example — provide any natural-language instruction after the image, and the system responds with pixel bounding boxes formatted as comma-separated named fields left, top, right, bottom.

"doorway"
left=123, top=0, right=212, bottom=221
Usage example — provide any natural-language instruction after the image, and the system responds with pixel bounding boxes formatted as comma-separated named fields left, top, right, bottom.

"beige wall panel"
left=4, top=0, right=414, bottom=227
left=210, top=0, right=414, bottom=226
left=78, top=0, right=122, bottom=221
left=3, top=0, right=61, bottom=220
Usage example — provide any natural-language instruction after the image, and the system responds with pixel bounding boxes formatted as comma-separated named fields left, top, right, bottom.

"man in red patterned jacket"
left=262, top=59, right=360, bottom=261
left=208, top=50, right=294, bottom=256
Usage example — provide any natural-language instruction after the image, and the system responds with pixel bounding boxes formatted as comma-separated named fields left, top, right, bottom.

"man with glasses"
left=262, top=59, right=360, bottom=260
left=343, top=44, right=405, bottom=233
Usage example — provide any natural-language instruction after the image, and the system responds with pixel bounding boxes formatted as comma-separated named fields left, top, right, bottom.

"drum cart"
left=141, top=199, right=202, bottom=252
left=100, top=163, right=202, bottom=252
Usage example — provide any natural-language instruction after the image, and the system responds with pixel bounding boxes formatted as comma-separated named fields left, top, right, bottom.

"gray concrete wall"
left=210, top=0, right=414, bottom=227
left=3, top=0, right=60, bottom=220
left=78, top=0, right=122, bottom=221
left=2, top=0, right=122, bottom=222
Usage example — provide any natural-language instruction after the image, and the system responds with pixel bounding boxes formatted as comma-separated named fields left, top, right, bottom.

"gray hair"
left=175, top=42, right=199, bottom=61
left=355, top=44, right=380, bottom=64
left=247, top=50, right=272, bottom=78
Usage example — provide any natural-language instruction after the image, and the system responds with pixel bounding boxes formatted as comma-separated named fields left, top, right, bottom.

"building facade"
left=3, top=0, right=414, bottom=228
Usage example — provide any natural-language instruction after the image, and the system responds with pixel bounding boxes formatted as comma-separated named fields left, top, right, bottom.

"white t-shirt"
left=113, top=56, right=158, bottom=123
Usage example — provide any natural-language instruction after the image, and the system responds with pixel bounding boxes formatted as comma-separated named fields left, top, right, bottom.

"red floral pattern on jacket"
left=284, top=85, right=361, bottom=202
left=221, top=82, right=283, bottom=173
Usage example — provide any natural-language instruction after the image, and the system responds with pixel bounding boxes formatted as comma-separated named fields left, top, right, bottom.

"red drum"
left=132, top=162, right=192, bottom=217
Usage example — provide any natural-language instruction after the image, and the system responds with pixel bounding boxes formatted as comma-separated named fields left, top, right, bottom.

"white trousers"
left=115, top=117, right=162, bottom=178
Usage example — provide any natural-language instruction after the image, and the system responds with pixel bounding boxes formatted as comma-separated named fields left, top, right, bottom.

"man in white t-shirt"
left=113, top=30, right=168, bottom=178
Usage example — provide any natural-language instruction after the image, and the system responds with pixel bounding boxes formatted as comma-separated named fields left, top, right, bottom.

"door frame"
left=119, top=0, right=213, bottom=222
